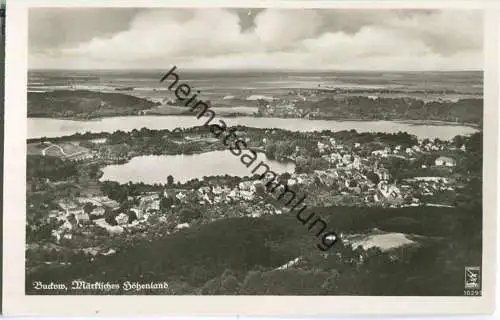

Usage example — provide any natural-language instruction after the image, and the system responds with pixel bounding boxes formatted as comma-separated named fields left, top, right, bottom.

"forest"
left=26, top=199, right=482, bottom=296
left=27, top=155, right=78, bottom=182
left=293, top=97, right=483, bottom=124
left=28, top=90, right=159, bottom=119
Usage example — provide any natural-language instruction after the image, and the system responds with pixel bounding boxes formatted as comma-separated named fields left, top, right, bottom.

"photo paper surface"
left=2, top=0, right=498, bottom=316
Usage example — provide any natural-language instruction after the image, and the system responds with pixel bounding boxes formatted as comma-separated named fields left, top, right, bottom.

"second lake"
left=28, top=115, right=479, bottom=140
left=99, top=150, right=296, bottom=184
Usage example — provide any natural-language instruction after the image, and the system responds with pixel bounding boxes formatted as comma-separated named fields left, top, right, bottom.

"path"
left=41, top=142, right=88, bottom=158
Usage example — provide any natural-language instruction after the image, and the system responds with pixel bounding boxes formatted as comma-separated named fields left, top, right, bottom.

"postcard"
left=2, top=0, right=498, bottom=316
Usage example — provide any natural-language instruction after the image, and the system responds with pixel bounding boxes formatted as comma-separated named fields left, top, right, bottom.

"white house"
left=238, top=181, right=254, bottom=191
left=115, top=213, right=129, bottom=225
left=150, top=199, right=161, bottom=210
left=175, top=223, right=190, bottom=230
left=176, top=192, right=187, bottom=201
left=75, top=212, right=90, bottom=225
left=371, top=149, right=388, bottom=158
left=91, top=206, right=106, bottom=216
left=376, top=168, right=390, bottom=181
left=352, top=156, right=361, bottom=169
left=212, top=186, right=224, bottom=195
left=317, top=141, right=328, bottom=153
left=342, top=154, right=352, bottom=165
left=240, top=190, right=255, bottom=200
left=130, top=208, right=143, bottom=220
left=435, top=156, right=456, bottom=167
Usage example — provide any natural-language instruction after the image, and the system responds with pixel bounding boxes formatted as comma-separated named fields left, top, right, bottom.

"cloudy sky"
left=29, top=8, right=483, bottom=70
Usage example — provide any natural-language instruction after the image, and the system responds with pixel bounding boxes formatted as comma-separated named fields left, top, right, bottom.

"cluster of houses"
left=47, top=178, right=283, bottom=241
left=285, top=135, right=459, bottom=207
left=257, top=96, right=321, bottom=119
left=402, top=177, right=456, bottom=197
left=49, top=196, right=120, bottom=241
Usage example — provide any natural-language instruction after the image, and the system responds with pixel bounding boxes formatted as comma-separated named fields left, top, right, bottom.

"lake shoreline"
left=27, top=114, right=481, bottom=129
left=99, top=151, right=295, bottom=185
left=27, top=115, right=480, bottom=141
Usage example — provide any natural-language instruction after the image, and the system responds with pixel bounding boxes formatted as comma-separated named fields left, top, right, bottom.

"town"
left=26, top=124, right=481, bottom=273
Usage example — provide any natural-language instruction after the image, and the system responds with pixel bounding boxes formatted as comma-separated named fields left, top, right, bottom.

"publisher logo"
left=464, top=266, right=481, bottom=290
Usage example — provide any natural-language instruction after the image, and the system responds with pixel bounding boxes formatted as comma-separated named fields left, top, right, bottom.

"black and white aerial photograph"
left=25, top=6, right=485, bottom=297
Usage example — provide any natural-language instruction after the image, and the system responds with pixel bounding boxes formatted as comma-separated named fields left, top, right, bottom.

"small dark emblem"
left=464, top=266, right=481, bottom=289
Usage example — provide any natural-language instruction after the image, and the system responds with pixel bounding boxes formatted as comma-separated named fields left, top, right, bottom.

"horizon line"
left=28, top=67, right=484, bottom=73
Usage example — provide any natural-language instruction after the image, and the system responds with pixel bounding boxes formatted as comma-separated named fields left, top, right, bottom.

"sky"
left=28, top=8, right=483, bottom=71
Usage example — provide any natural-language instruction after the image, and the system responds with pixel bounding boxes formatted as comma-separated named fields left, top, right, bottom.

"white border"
left=3, top=0, right=498, bottom=316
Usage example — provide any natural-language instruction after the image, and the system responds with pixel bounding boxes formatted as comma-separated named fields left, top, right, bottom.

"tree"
left=127, top=210, right=138, bottom=222
left=452, top=135, right=465, bottom=148
left=254, top=182, right=266, bottom=195
left=104, top=209, right=117, bottom=226
left=265, top=144, right=277, bottom=160
left=279, top=172, right=292, bottom=182
left=167, top=175, right=174, bottom=186
left=160, top=195, right=173, bottom=211
left=83, top=202, right=97, bottom=214
left=365, top=171, right=380, bottom=185
left=88, top=164, right=101, bottom=179
left=180, top=208, right=201, bottom=223
left=320, top=270, right=341, bottom=294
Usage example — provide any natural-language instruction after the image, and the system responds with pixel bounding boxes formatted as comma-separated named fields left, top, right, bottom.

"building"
left=130, top=208, right=143, bottom=220
left=376, top=168, right=390, bottom=181
left=342, top=154, right=352, bottom=165
left=352, top=156, right=361, bottom=169
left=94, top=218, right=124, bottom=234
left=76, top=212, right=90, bottom=224
left=435, top=156, right=456, bottom=167
left=371, top=149, right=388, bottom=158
left=176, top=192, right=187, bottom=201
left=212, top=186, right=224, bottom=195
left=175, top=223, right=190, bottom=230
left=150, top=199, right=161, bottom=211
left=115, top=213, right=129, bottom=225
left=238, top=181, right=254, bottom=191
left=66, top=151, right=94, bottom=162
left=91, top=207, right=106, bottom=216
left=317, top=141, right=328, bottom=153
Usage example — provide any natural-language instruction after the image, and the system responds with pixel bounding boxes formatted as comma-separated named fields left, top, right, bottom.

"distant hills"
left=27, top=90, right=159, bottom=119
left=27, top=89, right=482, bottom=125
left=295, top=97, right=483, bottom=124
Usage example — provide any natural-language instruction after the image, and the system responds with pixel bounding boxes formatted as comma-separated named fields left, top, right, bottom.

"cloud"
left=28, top=8, right=483, bottom=70
left=29, top=8, right=138, bottom=53
left=62, top=9, right=257, bottom=62
left=253, top=9, right=323, bottom=49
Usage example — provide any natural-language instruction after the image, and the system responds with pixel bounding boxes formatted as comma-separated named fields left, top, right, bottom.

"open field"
left=27, top=142, right=91, bottom=158
left=146, top=104, right=190, bottom=115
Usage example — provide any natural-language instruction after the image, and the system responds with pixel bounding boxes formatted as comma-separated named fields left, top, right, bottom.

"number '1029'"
left=464, top=289, right=481, bottom=296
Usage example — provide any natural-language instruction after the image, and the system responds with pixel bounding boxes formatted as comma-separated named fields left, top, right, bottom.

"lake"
left=28, top=116, right=478, bottom=140
left=99, top=150, right=296, bottom=184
